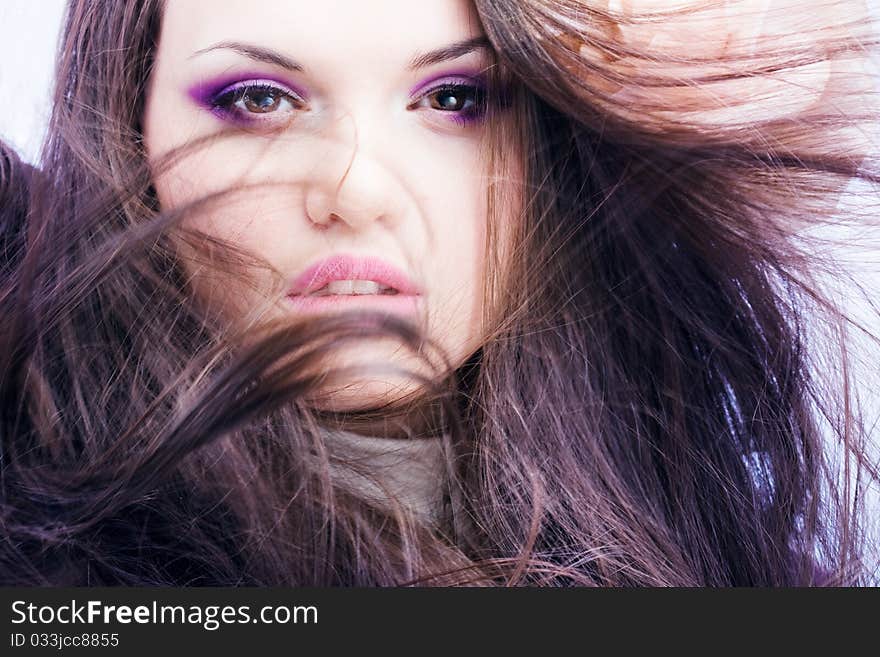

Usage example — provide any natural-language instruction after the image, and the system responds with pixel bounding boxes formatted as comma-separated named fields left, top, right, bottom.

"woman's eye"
left=203, top=79, right=487, bottom=127
left=410, top=83, right=487, bottom=125
left=209, top=82, right=305, bottom=124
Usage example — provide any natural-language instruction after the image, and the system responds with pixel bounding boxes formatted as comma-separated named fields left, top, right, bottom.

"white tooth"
left=351, top=280, right=381, bottom=295
left=314, top=279, right=388, bottom=295
left=325, top=280, right=355, bottom=295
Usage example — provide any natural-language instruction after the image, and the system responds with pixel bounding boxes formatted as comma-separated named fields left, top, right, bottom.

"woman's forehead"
left=159, top=0, right=486, bottom=71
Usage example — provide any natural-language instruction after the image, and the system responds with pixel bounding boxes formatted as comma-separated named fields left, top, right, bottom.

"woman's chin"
left=303, top=342, right=433, bottom=412
left=303, top=375, right=449, bottom=440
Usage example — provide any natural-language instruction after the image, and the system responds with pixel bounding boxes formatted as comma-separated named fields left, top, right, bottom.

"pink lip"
left=288, top=254, right=422, bottom=296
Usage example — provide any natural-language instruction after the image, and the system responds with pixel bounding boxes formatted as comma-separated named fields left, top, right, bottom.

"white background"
left=0, top=0, right=66, bottom=163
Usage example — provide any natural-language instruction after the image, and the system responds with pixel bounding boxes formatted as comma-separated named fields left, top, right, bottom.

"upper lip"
left=288, top=254, right=422, bottom=296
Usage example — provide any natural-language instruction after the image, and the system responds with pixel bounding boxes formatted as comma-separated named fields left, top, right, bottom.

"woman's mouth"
left=286, top=254, right=422, bottom=315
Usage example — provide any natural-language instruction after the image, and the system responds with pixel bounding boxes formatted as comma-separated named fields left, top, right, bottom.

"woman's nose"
left=303, top=115, right=405, bottom=232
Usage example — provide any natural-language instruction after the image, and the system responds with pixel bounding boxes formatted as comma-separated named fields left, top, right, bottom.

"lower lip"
left=286, top=293, right=421, bottom=316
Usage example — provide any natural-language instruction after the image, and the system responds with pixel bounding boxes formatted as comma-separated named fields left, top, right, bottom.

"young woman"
left=1, top=0, right=878, bottom=586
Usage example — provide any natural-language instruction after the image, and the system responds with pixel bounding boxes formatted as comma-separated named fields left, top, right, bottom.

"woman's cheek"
left=426, top=164, right=491, bottom=359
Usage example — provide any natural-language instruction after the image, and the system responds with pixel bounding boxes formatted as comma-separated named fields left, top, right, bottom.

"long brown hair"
left=1, top=0, right=878, bottom=585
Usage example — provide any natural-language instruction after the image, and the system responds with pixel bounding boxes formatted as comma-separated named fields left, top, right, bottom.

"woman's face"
left=143, top=0, right=511, bottom=413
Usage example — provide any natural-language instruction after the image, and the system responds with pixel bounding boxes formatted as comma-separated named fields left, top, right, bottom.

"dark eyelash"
left=209, top=83, right=302, bottom=123
left=418, top=83, right=488, bottom=126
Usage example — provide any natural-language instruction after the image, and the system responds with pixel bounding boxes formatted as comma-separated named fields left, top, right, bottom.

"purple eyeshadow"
left=408, top=69, right=490, bottom=127
left=407, top=69, right=487, bottom=97
left=186, top=73, right=309, bottom=128
left=187, top=72, right=308, bottom=108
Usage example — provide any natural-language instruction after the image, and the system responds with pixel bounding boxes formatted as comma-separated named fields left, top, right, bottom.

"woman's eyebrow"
left=189, top=36, right=492, bottom=73
left=406, top=36, right=491, bottom=70
left=189, top=41, right=304, bottom=71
